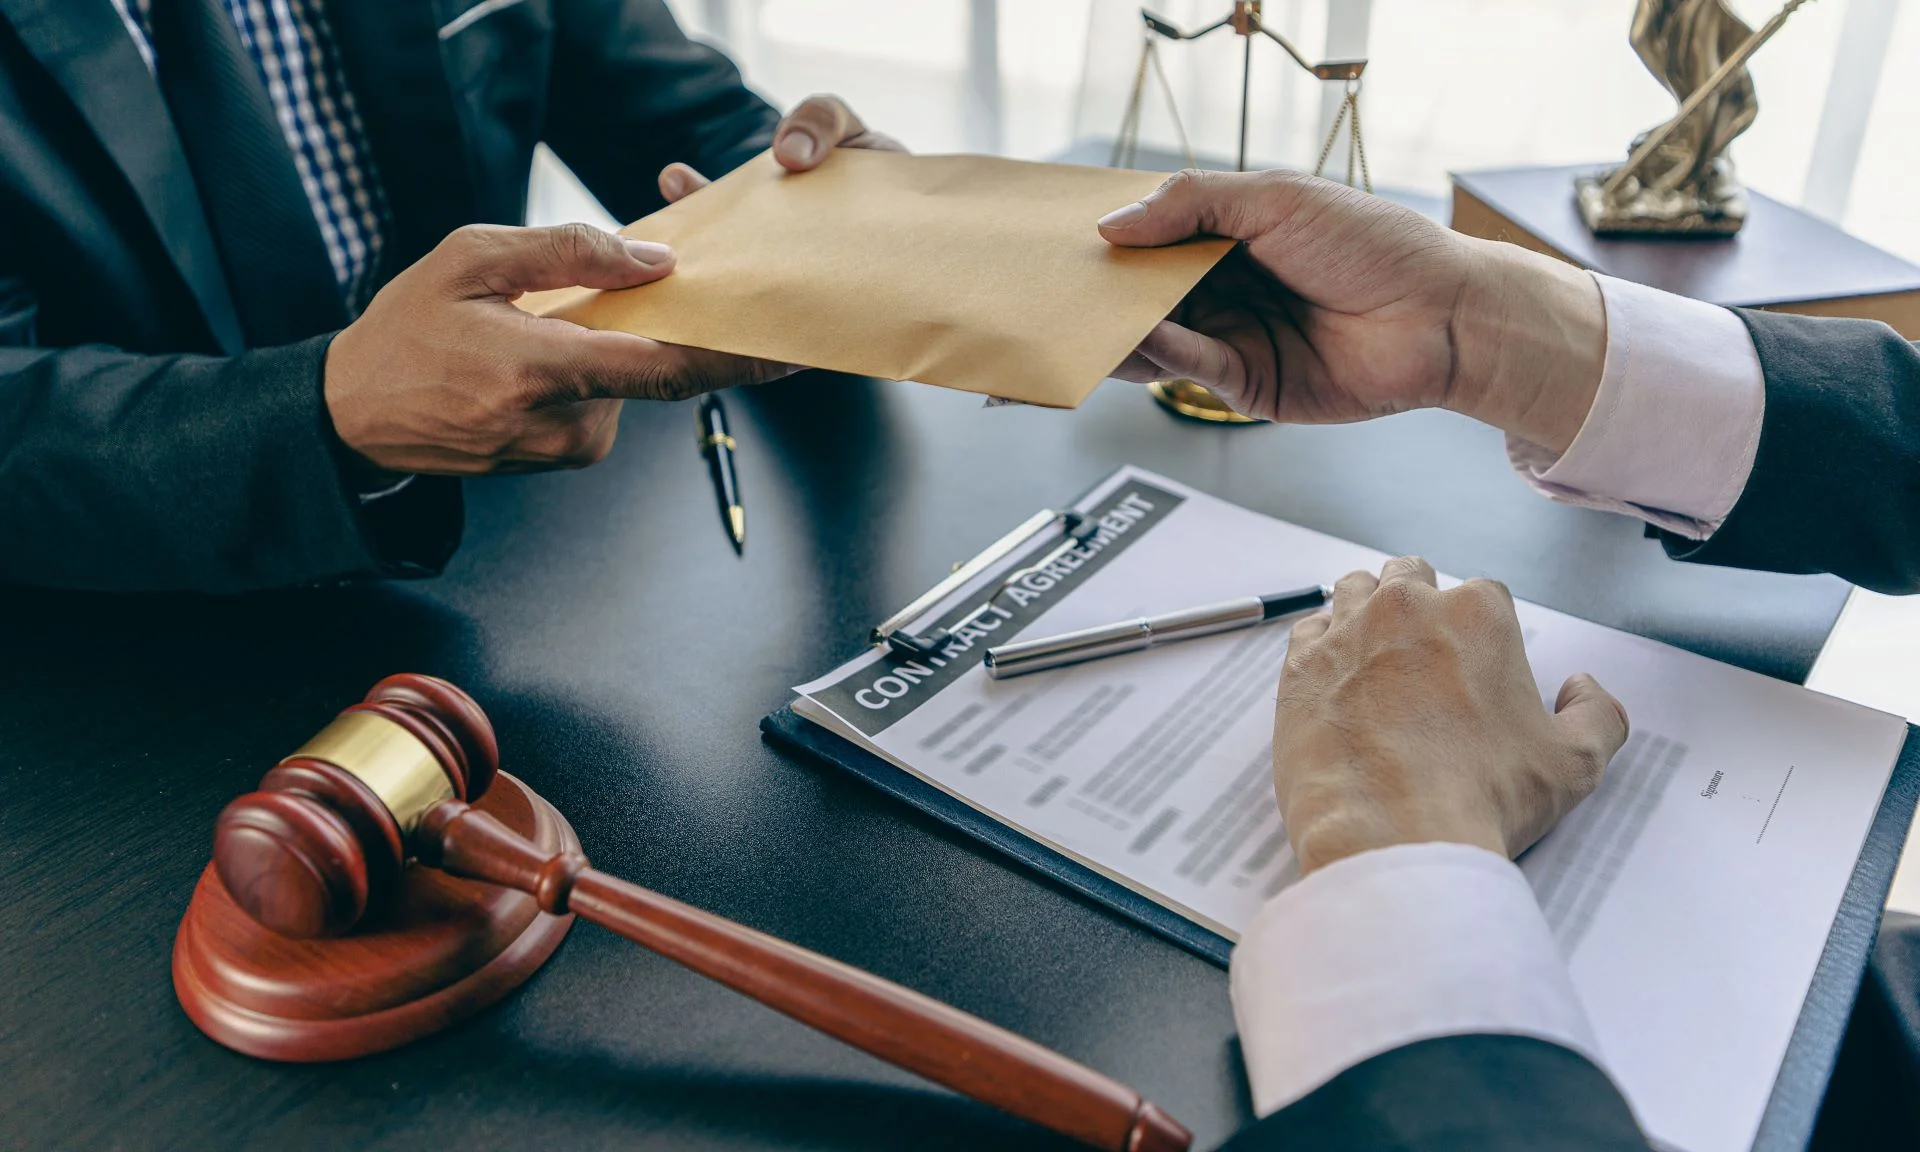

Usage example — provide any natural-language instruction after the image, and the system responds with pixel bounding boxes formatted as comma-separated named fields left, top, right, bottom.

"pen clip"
left=697, top=395, right=733, bottom=454
left=873, top=509, right=1101, bottom=660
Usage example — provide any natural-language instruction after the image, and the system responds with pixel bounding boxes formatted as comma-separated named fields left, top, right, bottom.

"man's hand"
left=656, top=94, right=906, bottom=202
left=324, top=223, right=790, bottom=475
left=1274, top=556, right=1629, bottom=874
left=1100, top=170, right=1608, bottom=454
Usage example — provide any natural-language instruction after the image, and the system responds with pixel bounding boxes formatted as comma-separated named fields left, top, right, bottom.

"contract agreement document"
left=788, top=465, right=1908, bottom=1152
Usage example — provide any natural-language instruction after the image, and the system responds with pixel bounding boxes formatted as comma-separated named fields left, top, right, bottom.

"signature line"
left=1757, top=764, right=1795, bottom=845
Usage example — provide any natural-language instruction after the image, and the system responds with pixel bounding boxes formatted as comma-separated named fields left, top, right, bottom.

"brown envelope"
left=517, top=150, right=1232, bottom=409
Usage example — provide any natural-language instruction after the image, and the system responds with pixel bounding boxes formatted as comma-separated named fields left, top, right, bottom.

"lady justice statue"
left=1577, top=0, right=1813, bottom=236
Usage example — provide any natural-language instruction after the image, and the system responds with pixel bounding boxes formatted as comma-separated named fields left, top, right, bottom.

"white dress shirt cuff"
left=1506, top=273, right=1765, bottom=540
left=356, top=473, right=418, bottom=504
left=1228, top=842, right=1602, bottom=1117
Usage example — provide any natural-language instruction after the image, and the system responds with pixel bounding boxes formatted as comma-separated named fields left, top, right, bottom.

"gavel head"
left=213, top=674, right=498, bottom=939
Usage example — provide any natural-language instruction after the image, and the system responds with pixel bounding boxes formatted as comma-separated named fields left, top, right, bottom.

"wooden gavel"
left=207, top=674, right=1190, bottom=1152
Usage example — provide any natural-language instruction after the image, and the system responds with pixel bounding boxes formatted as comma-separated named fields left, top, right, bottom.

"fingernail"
left=624, top=239, right=673, bottom=265
left=662, top=168, right=688, bottom=198
left=1098, top=202, right=1148, bottom=229
left=776, top=133, right=817, bottom=165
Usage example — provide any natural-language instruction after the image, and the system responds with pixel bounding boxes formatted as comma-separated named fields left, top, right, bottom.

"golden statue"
left=1577, top=0, right=1813, bottom=236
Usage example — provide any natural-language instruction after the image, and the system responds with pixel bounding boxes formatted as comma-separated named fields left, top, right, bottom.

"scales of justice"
left=1110, top=0, right=1814, bottom=423
left=1109, top=1, right=1369, bottom=424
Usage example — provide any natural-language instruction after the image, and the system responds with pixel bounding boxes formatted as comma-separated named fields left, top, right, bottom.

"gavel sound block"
left=173, top=675, right=1190, bottom=1152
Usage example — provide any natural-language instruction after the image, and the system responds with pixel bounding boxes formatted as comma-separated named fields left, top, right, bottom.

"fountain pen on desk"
left=697, top=394, right=745, bottom=554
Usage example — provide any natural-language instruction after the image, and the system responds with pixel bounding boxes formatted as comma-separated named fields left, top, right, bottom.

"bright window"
left=624, top=1, right=1916, bottom=262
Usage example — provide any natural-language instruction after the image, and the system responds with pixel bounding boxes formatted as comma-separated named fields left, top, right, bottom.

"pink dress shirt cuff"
left=1507, top=274, right=1766, bottom=540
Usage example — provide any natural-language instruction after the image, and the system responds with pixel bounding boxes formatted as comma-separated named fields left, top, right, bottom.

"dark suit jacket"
left=0, top=0, right=776, bottom=591
left=1220, top=1034, right=1648, bottom=1151
left=1219, top=914, right=1920, bottom=1151
left=1663, top=309, right=1920, bottom=595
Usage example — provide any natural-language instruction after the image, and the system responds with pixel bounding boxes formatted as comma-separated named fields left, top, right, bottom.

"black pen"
left=983, top=586, right=1329, bottom=679
left=697, top=394, right=745, bottom=554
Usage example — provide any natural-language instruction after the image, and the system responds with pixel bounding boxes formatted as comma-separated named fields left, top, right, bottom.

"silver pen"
left=982, top=586, right=1330, bottom=680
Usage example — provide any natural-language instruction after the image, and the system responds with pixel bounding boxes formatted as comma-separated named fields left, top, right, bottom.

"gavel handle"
left=416, top=800, right=1190, bottom=1152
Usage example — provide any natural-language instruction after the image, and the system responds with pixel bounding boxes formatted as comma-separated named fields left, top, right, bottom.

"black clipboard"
left=766, top=703, right=1920, bottom=1151
left=761, top=462, right=1920, bottom=1150
left=762, top=702, right=1235, bottom=965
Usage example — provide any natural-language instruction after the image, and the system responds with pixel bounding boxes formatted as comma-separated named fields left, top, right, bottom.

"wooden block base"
left=1450, top=164, right=1920, bottom=339
left=173, top=772, right=577, bottom=1061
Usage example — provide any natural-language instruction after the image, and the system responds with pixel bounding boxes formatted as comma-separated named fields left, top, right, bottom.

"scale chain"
left=1311, top=78, right=1371, bottom=194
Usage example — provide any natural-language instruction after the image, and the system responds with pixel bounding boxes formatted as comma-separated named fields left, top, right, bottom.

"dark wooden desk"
left=0, top=374, right=1848, bottom=1151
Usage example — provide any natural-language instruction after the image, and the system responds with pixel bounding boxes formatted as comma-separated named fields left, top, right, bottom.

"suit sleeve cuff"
left=1228, top=842, right=1602, bottom=1117
left=1506, top=273, right=1765, bottom=540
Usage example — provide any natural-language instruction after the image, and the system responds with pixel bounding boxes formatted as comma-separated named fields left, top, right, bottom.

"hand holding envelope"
left=519, top=150, right=1234, bottom=408
left=321, top=96, right=898, bottom=479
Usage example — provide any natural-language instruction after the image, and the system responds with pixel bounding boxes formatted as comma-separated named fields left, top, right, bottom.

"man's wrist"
left=333, top=439, right=410, bottom=496
left=319, top=327, right=413, bottom=496
left=1443, top=239, right=1606, bottom=455
left=1290, top=808, right=1505, bottom=876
